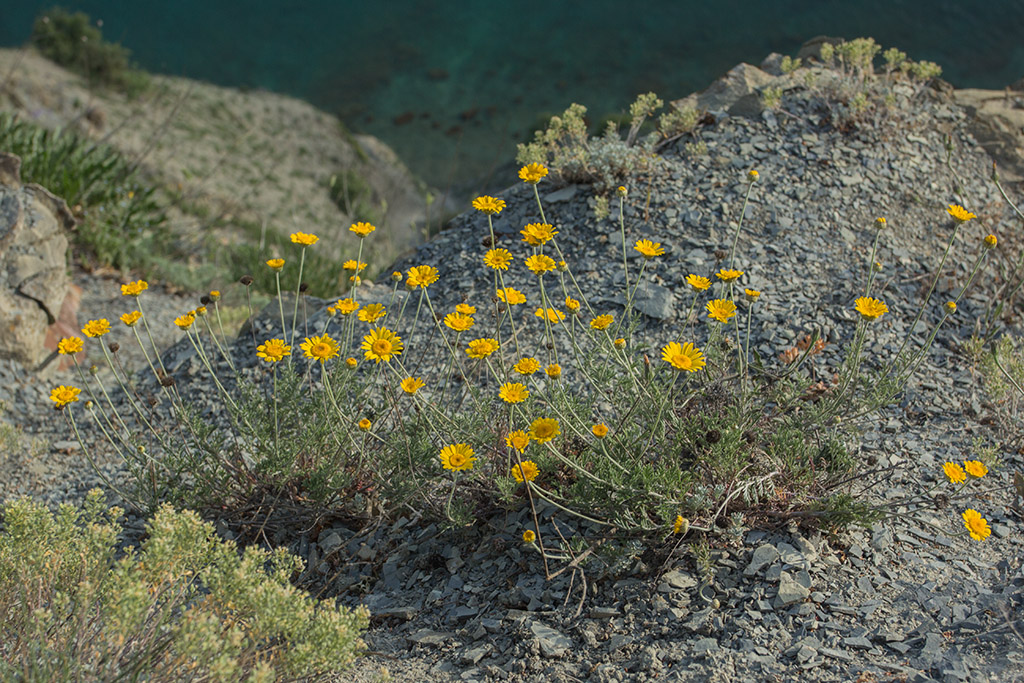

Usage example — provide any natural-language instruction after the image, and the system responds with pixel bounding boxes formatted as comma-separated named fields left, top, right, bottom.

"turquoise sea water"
left=3, top=1, right=1023, bottom=192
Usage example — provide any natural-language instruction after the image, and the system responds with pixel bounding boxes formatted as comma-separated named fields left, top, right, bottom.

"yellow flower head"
left=943, top=462, right=966, bottom=484
left=944, top=301, right=957, bottom=315
left=346, top=357, right=358, bottom=368
left=174, top=313, right=195, bottom=331
left=634, top=239, right=665, bottom=259
left=361, top=327, right=403, bottom=363
left=301, top=333, right=341, bottom=363
left=511, top=459, right=539, bottom=482
left=617, top=185, right=628, bottom=197
left=472, top=195, right=506, bottom=215
left=524, top=254, right=557, bottom=275
left=514, top=357, right=541, bottom=375
left=267, top=258, right=285, bottom=271
left=592, top=423, right=609, bottom=438
left=466, top=338, right=499, bottom=359
left=662, top=342, right=706, bottom=372
left=497, top=287, right=526, bottom=305
left=519, top=163, right=549, bottom=184
left=444, top=311, right=475, bottom=332
left=344, top=259, right=368, bottom=272
left=545, top=363, right=561, bottom=379
left=529, top=417, right=561, bottom=444
left=523, top=529, right=537, bottom=544
left=506, top=430, right=530, bottom=452
left=590, top=314, right=614, bottom=330
left=744, top=289, right=761, bottom=302
left=349, top=275, right=362, bottom=286
left=209, top=290, right=221, bottom=302
left=521, top=223, right=558, bottom=246
left=984, top=234, right=997, bottom=249
left=686, top=274, right=711, bottom=292
left=120, top=280, right=148, bottom=297
left=336, top=298, right=359, bottom=315
left=195, top=306, right=207, bottom=317
left=499, top=382, right=530, bottom=404
left=673, top=515, right=689, bottom=534
left=963, top=460, right=988, bottom=478
left=58, top=337, right=84, bottom=355
left=456, top=303, right=476, bottom=315
left=358, top=418, right=372, bottom=431
left=716, top=269, right=744, bottom=283
left=535, top=307, right=566, bottom=324
left=557, top=260, right=568, bottom=272
left=565, top=296, right=580, bottom=311
left=947, top=204, right=976, bottom=223
left=439, top=443, right=476, bottom=471
left=82, top=319, right=111, bottom=338
left=391, top=271, right=403, bottom=282
left=119, top=311, right=142, bottom=328
left=358, top=303, right=387, bottom=323
left=406, top=265, right=439, bottom=289
left=50, top=385, right=81, bottom=408
left=614, top=337, right=626, bottom=349
left=290, top=231, right=319, bottom=246
left=875, top=217, right=887, bottom=229
left=257, top=338, right=291, bottom=363
left=747, top=169, right=759, bottom=182
left=484, top=248, right=513, bottom=270
left=401, top=376, right=425, bottom=394
left=706, top=299, right=737, bottom=323
left=961, top=508, right=991, bottom=541
left=854, top=297, right=888, bottom=321
left=350, top=221, right=376, bottom=238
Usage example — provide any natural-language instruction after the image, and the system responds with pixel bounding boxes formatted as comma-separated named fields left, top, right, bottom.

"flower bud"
left=89, top=364, right=99, bottom=376
left=875, top=217, right=886, bottom=229
left=614, top=338, right=626, bottom=349
left=108, top=342, right=119, bottom=353
left=391, top=271, right=403, bottom=282
left=747, top=169, right=759, bottom=182
left=984, top=234, right=997, bottom=249
left=944, top=301, right=957, bottom=315
left=616, top=185, right=628, bottom=198
left=209, top=290, right=221, bottom=302
left=240, top=275, right=254, bottom=286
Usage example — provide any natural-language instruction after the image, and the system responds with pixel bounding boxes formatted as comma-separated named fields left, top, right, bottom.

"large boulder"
left=0, top=153, right=73, bottom=367
left=954, top=86, right=1024, bottom=183
left=669, top=63, right=776, bottom=120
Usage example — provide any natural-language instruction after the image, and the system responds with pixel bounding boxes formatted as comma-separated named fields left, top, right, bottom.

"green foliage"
left=657, top=104, right=700, bottom=139
left=31, top=8, right=149, bottom=96
left=0, top=491, right=368, bottom=681
left=780, top=56, right=802, bottom=74
left=329, top=170, right=386, bottom=227
left=761, top=86, right=783, bottom=110
left=0, top=112, right=166, bottom=270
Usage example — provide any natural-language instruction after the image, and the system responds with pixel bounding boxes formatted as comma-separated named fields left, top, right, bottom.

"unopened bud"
left=108, top=342, right=119, bottom=353
left=299, top=282, right=310, bottom=294
left=747, top=169, right=759, bottom=182
left=160, top=376, right=175, bottom=387
left=944, top=301, right=957, bottom=315
left=984, top=234, right=997, bottom=249
left=89, top=365, right=99, bottom=376
left=240, top=275, right=254, bottom=286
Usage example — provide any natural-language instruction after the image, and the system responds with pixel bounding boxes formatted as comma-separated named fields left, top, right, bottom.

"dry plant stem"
left=289, top=246, right=307, bottom=346
left=66, top=408, right=131, bottom=505
left=136, top=297, right=167, bottom=375
left=71, top=357, right=118, bottom=438
left=535, top=274, right=559, bottom=366
left=619, top=194, right=630, bottom=298
left=728, top=178, right=756, bottom=269
left=864, top=225, right=883, bottom=296
left=201, top=314, right=237, bottom=374
left=213, top=302, right=236, bottom=368
left=889, top=221, right=961, bottom=373
left=274, top=271, right=287, bottom=350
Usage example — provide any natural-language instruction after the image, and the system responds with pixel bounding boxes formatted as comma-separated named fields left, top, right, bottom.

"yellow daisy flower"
left=350, top=221, right=376, bottom=237
left=565, top=296, right=580, bottom=311
left=634, top=239, right=665, bottom=259
left=590, top=314, right=614, bottom=330
left=407, top=265, right=439, bottom=289
left=947, top=204, right=976, bottom=223
left=484, top=248, right=513, bottom=270
left=50, top=385, right=81, bottom=408
left=120, top=280, right=148, bottom=297
left=943, top=462, right=966, bottom=484
left=444, top=312, right=475, bottom=332
left=519, top=163, right=549, bottom=184
left=706, top=299, right=737, bottom=323
left=854, top=297, right=888, bottom=321
left=506, top=430, right=530, bottom=452
left=529, top=417, right=561, bottom=444
left=499, top=382, right=530, bottom=404
left=523, top=529, right=537, bottom=544
left=174, top=313, right=195, bottom=330
left=686, top=274, right=711, bottom=292
left=673, top=515, right=689, bottom=534
left=345, top=357, right=358, bottom=368
left=511, top=460, right=539, bottom=482
left=466, top=338, right=499, bottom=359
left=744, top=289, right=761, bottom=302
left=266, top=258, right=285, bottom=271
left=521, top=223, right=558, bottom=246
left=343, top=259, right=368, bottom=272
left=471, top=195, right=506, bottom=215
left=984, top=234, right=997, bottom=249
left=439, top=443, right=476, bottom=471
left=301, top=333, right=341, bottom=362
left=361, top=327, right=403, bottom=363
left=336, top=298, right=359, bottom=315
left=661, top=342, right=706, bottom=372
left=592, top=424, right=609, bottom=438
left=290, top=232, right=319, bottom=246
left=257, top=338, right=291, bottom=363
left=524, top=254, right=557, bottom=275
left=358, top=303, right=387, bottom=323
left=963, top=460, right=988, bottom=478
left=497, top=287, right=526, bottom=305
left=456, top=303, right=476, bottom=315
left=545, top=364, right=561, bottom=379
left=120, top=311, right=142, bottom=327
left=961, top=508, right=991, bottom=541
left=58, top=337, right=84, bottom=355
left=513, top=357, right=541, bottom=375
left=716, top=269, right=743, bottom=282
left=535, top=307, right=566, bottom=324
left=82, top=319, right=111, bottom=338
left=358, top=418, right=372, bottom=431
left=401, top=377, right=425, bottom=394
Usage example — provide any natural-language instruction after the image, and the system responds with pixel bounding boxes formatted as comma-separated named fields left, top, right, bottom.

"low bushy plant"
left=0, top=490, right=368, bottom=681
left=31, top=7, right=150, bottom=96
